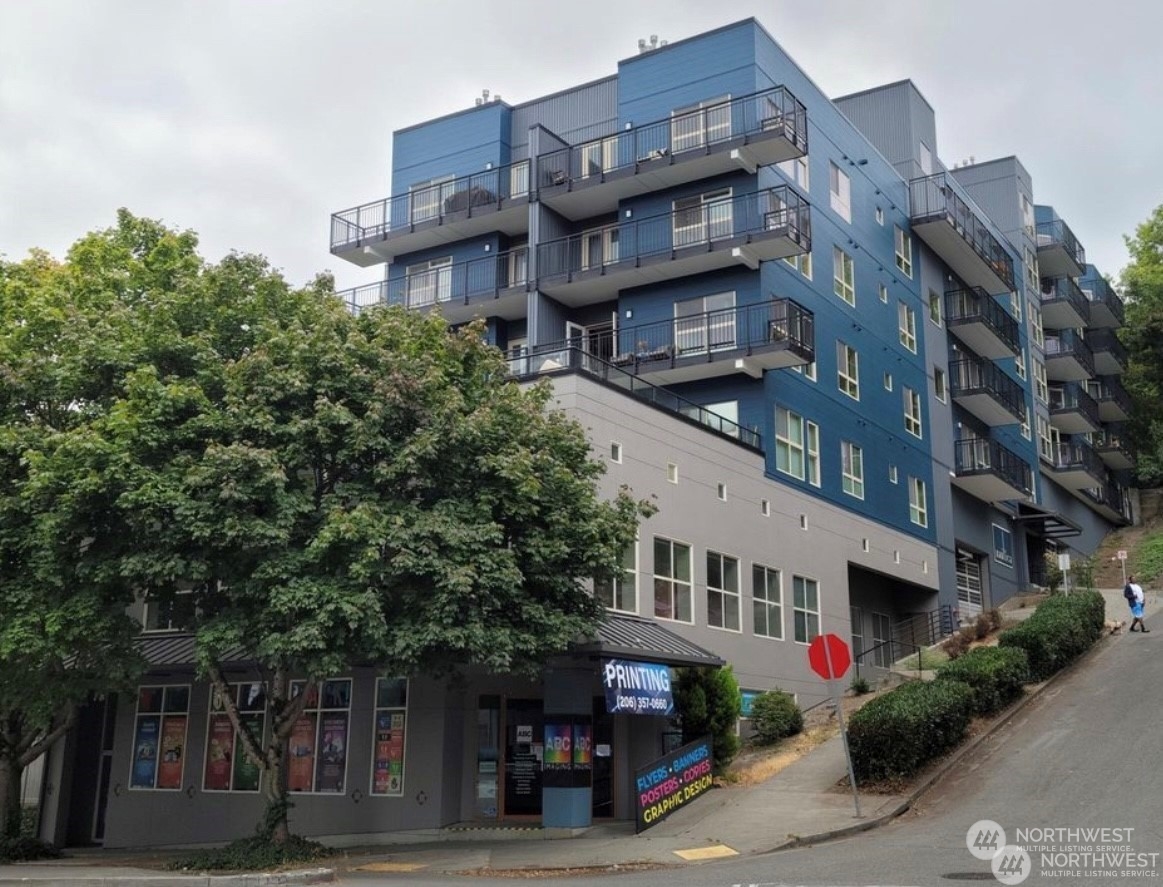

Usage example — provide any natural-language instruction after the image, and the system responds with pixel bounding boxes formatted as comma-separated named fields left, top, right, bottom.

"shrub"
left=942, top=630, right=971, bottom=660
left=168, top=835, right=328, bottom=872
left=997, top=590, right=1104, bottom=681
left=936, top=646, right=1028, bottom=714
left=847, top=679, right=974, bottom=781
left=673, top=665, right=741, bottom=774
left=0, top=836, right=61, bottom=864
left=850, top=676, right=871, bottom=695
left=972, top=613, right=992, bottom=640
left=749, top=690, right=804, bottom=744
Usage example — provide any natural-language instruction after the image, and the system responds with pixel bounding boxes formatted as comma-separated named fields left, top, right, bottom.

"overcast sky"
left=1, top=0, right=1159, bottom=294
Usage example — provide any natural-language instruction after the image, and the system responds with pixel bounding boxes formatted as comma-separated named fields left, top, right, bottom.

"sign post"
left=1117, top=550, right=1128, bottom=586
left=807, top=633, right=861, bottom=818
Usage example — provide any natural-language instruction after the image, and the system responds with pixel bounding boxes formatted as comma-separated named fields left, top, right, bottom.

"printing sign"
left=602, top=659, right=674, bottom=716
left=633, top=736, right=714, bottom=833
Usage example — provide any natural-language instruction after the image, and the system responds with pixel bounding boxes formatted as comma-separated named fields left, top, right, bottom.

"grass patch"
left=895, top=647, right=949, bottom=670
left=167, top=835, right=329, bottom=872
left=1136, top=535, right=1163, bottom=583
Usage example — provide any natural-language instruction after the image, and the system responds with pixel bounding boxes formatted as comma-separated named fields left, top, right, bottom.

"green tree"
left=1120, top=204, right=1163, bottom=485
left=672, top=665, right=741, bottom=773
left=51, top=212, right=651, bottom=844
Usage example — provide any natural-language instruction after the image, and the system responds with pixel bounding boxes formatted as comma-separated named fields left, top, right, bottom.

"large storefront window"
left=130, top=685, right=189, bottom=790
left=371, top=678, right=408, bottom=796
left=203, top=682, right=267, bottom=792
left=288, top=679, right=352, bottom=794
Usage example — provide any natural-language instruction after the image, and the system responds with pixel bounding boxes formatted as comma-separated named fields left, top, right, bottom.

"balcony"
left=1048, top=383, right=1100, bottom=435
left=1044, top=440, right=1106, bottom=491
left=509, top=345, right=763, bottom=451
left=1084, top=328, right=1128, bottom=376
left=1043, top=330, right=1094, bottom=382
left=952, top=438, right=1033, bottom=503
left=1080, top=275, right=1125, bottom=329
left=945, top=287, right=1021, bottom=359
left=909, top=173, right=1015, bottom=294
left=1039, top=276, right=1090, bottom=330
left=330, top=159, right=532, bottom=266
left=537, top=87, right=808, bottom=221
left=1081, top=479, right=1132, bottom=524
left=949, top=356, right=1027, bottom=426
left=1094, top=426, right=1135, bottom=471
left=536, top=188, right=810, bottom=305
left=1090, top=375, right=1131, bottom=422
left=1036, top=218, right=1086, bottom=279
left=335, top=248, right=530, bottom=324
left=560, top=298, right=814, bottom=385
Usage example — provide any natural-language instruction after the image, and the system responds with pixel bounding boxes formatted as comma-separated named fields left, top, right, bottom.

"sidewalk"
left=0, top=588, right=1139, bottom=885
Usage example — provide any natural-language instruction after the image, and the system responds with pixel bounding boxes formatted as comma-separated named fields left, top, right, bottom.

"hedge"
left=936, top=646, right=1028, bottom=714
left=749, top=690, right=803, bottom=744
left=997, top=591, right=1104, bottom=681
left=847, top=679, right=974, bottom=781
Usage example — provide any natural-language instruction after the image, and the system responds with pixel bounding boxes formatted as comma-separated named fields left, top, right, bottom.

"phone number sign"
left=601, top=659, right=674, bottom=716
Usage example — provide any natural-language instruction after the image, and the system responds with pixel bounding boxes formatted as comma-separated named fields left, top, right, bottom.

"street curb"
left=0, top=866, right=334, bottom=887
left=778, top=626, right=1118, bottom=852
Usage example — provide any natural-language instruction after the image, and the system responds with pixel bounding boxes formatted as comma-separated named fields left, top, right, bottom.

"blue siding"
left=392, top=102, right=511, bottom=191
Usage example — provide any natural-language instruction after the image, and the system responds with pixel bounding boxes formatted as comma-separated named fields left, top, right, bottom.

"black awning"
left=137, top=634, right=249, bottom=668
left=572, top=614, right=724, bottom=668
left=1013, top=502, right=1083, bottom=539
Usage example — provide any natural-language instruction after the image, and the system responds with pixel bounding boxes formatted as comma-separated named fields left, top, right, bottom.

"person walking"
left=1127, top=575, right=1149, bottom=632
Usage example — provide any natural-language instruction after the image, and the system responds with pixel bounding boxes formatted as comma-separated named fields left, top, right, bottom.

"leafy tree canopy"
left=1121, top=203, right=1163, bottom=485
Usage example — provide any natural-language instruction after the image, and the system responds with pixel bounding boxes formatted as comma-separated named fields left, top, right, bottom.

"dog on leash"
left=1105, top=619, right=1126, bottom=635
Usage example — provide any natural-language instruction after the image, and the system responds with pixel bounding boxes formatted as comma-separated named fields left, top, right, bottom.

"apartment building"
left=38, top=17, right=1130, bottom=848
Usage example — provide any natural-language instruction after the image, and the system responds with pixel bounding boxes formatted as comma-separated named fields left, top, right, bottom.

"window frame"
left=286, top=678, right=354, bottom=796
left=841, top=440, right=865, bottom=499
left=775, top=406, right=806, bottom=480
left=993, top=524, right=1014, bottom=569
left=596, top=541, right=638, bottom=615
left=909, top=477, right=928, bottom=527
left=653, top=536, right=693, bottom=624
left=370, top=677, right=409, bottom=797
left=833, top=247, right=855, bottom=305
left=128, top=685, right=190, bottom=792
left=792, top=575, right=821, bottom=644
left=706, top=551, right=741, bottom=632
left=928, top=289, right=943, bottom=326
left=828, top=162, right=851, bottom=222
left=203, top=682, right=269, bottom=794
left=904, top=387, right=923, bottom=438
left=898, top=301, right=917, bottom=352
left=752, top=564, right=783, bottom=640
left=934, top=366, right=947, bottom=403
left=837, top=341, right=860, bottom=400
left=894, top=226, right=913, bottom=278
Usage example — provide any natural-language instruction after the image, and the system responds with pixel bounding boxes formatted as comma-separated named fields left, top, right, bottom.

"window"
left=761, top=499, right=770, bottom=517
left=673, top=188, right=732, bottom=247
left=1030, top=303, right=1044, bottom=348
left=894, top=227, right=913, bottom=277
left=841, top=441, right=864, bottom=499
left=909, top=477, right=928, bottom=527
left=1021, top=194, right=1035, bottom=237
left=1010, top=291, right=1022, bottom=322
left=609, top=441, right=622, bottom=463
left=872, top=612, right=893, bottom=668
left=783, top=251, right=812, bottom=279
left=409, top=175, right=454, bottom=223
left=580, top=136, right=618, bottom=178
left=878, top=282, right=888, bottom=304
left=993, top=525, right=1014, bottom=568
left=675, top=291, right=736, bottom=354
left=889, top=465, right=898, bottom=484
left=837, top=342, right=860, bottom=400
left=850, top=606, right=864, bottom=661
left=579, top=227, right=619, bottom=269
left=752, top=565, right=782, bottom=639
left=596, top=543, right=637, bottom=614
left=1015, top=348, right=1027, bottom=380
left=654, top=537, right=692, bottom=623
left=928, top=289, right=943, bottom=326
left=776, top=406, right=805, bottom=479
left=833, top=247, right=855, bottom=305
left=898, top=302, right=917, bottom=352
left=680, top=399, right=739, bottom=438
left=1023, top=245, right=1038, bottom=289
left=829, top=162, right=851, bottom=222
left=667, top=462, right=678, bottom=484
left=883, top=371, right=893, bottom=391
left=904, top=387, right=923, bottom=438
left=405, top=256, right=452, bottom=307
left=142, top=590, right=195, bottom=633
left=934, top=366, right=947, bottom=402
left=370, top=678, right=408, bottom=796
left=957, top=552, right=984, bottom=608
left=707, top=551, right=741, bottom=631
left=919, top=141, right=933, bottom=176
left=671, top=96, right=731, bottom=152
left=875, top=206, right=884, bottom=226
left=792, top=575, right=820, bottom=643
left=792, top=360, right=817, bottom=381
left=1034, top=360, right=1048, bottom=405
left=799, top=513, right=809, bottom=530
left=717, top=482, right=727, bottom=501
left=129, top=685, right=189, bottom=790
left=1021, top=417, right=1032, bottom=440
left=286, top=679, right=353, bottom=794
left=776, top=155, right=810, bottom=192
left=1037, top=415, right=1053, bottom=461
left=806, top=420, right=821, bottom=487
left=204, top=683, right=268, bottom=792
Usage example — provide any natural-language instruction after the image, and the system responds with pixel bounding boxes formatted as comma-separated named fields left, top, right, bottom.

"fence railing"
left=948, top=356, right=1026, bottom=422
left=945, top=286, right=1021, bottom=355
left=954, top=437, right=1032, bottom=494
left=536, top=86, right=807, bottom=188
left=1048, top=382, right=1100, bottom=426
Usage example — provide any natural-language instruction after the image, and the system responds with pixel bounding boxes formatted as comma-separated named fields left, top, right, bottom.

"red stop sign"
left=808, top=633, right=851, bottom=680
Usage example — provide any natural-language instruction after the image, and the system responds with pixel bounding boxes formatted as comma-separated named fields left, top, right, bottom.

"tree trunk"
left=0, top=754, right=21, bottom=841
left=263, top=738, right=290, bottom=845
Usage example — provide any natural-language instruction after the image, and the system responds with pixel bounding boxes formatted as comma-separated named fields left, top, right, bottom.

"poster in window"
left=372, top=711, right=406, bottom=795
left=130, top=715, right=160, bottom=788
left=204, top=713, right=234, bottom=790
left=156, top=715, right=187, bottom=789
left=288, top=713, right=317, bottom=793
left=572, top=723, right=592, bottom=769
left=314, top=712, right=348, bottom=793
left=231, top=714, right=263, bottom=792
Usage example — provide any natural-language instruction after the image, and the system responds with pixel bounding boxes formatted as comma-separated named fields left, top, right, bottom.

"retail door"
left=591, top=698, right=614, bottom=818
left=503, top=699, right=543, bottom=816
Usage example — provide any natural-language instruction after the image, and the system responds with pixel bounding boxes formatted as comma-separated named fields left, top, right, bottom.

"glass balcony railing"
left=1039, top=276, right=1090, bottom=326
left=1036, top=218, right=1086, bottom=270
left=1043, top=329, right=1095, bottom=377
left=536, top=86, right=807, bottom=188
left=1080, top=274, right=1125, bottom=328
left=1084, top=328, right=1129, bottom=371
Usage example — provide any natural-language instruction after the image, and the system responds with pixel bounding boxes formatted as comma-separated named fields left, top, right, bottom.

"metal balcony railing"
left=1091, top=375, right=1132, bottom=413
left=537, top=187, right=809, bottom=278
left=330, top=158, right=532, bottom=251
left=909, top=173, right=1016, bottom=292
left=1052, top=439, right=1105, bottom=477
left=1036, top=218, right=1086, bottom=268
left=1081, top=275, right=1125, bottom=326
left=954, top=438, right=1032, bottom=495
left=1084, top=328, right=1129, bottom=368
left=1049, top=382, right=1100, bottom=425
left=1094, top=425, right=1132, bottom=454
left=945, top=286, right=1021, bottom=355
left=1083, top=479, right=1131, bottom=521
left=335, top=247, right=529, bottom=314
left=536, top=86, right=807, bottom=187
left=508, top=344, right=762, bottom=451
left=949, top=356, right=1027, bottom=422
left=1039, top=276, right=1090, bottom=324
left=1043, top=330, right=1095, bottom=375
